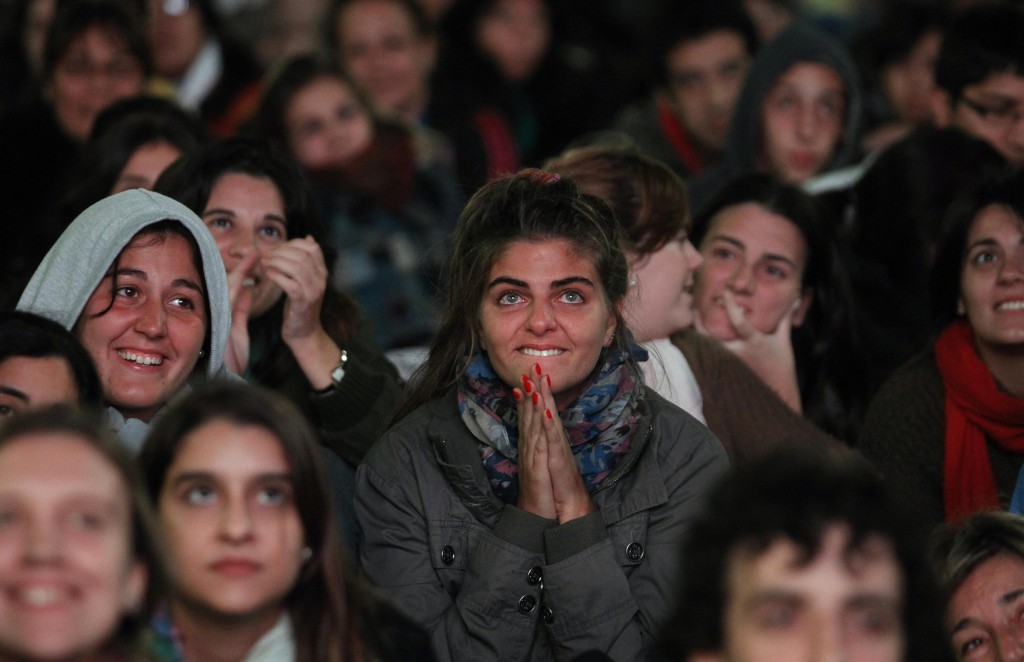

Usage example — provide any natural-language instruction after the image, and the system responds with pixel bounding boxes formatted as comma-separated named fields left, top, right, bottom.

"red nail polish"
left=532, top=392, right=539, bottom=405
left=513, top=388, right=522, bottom=400
left=545, top=409, right=552, bottom=420
left=546, top=374, right=551, bottom=388
left=534, top=363, right=542, bottom=376
left=524, top=380, right=532, bottom=393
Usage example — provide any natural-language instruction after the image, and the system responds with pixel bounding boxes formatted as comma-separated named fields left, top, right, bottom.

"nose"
left=796, top=104, right=818, bottom=142
left=996, top=628, right=1024, bottom=662
left=134, top=296, right=167, bottom=338
left=810, top=616, right=844, bottom=662
left=525, top=300, right=556, bottom=334
left=25, top=519, right=60, bottom=565
left=1001, top=247, right=1024, bottom=283
left=218, top=496, right=254, bottom=543
left=727, top=259, right=755, bottom=294
left=684, top=239, right=703, bottom=272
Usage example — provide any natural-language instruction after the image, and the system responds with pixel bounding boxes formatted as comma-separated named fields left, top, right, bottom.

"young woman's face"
left=284, top=76, right=374, bottom=171
left=202, top=173, right=288, bottom=319
left=478, top=238, right=616, bottom=410
left=75, top=231, right=207, bottom=423
left=0, top=432, right=145, bottom=662
left=111, top=140, right=183, bottom=194
left=695, top=202, right=812, bottom=341
left=0, top=357, right=79, bottom=419
left=625, top=233, right=703, bottom=342
left=759, top=62, right=846, bottom=183
left=335, top=0, right=435, bottom=118
left=475, top=0, right=550, bottom=82
left=48, top=26, right=146, bottom=143
left=158, top=419, right=304, bottom=623
left=959, top=204, right=1024, bottom=355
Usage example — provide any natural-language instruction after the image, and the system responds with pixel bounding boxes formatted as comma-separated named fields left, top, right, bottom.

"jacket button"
left=527, top=566, right=543, bottom=585
left=541, top=605, right=554, bottom=624
left=440, top=545, right=456, bottom=566
left=518, top=595, right=537, bottom=614
left=625, top=542, right=645, bottom=562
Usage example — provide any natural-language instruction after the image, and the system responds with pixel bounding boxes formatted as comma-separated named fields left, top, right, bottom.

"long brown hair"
left=394, top=169, right=631, bottom=422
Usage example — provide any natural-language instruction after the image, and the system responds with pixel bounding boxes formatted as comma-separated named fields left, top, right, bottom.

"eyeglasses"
left=960, top=96, right=1024, bottom=130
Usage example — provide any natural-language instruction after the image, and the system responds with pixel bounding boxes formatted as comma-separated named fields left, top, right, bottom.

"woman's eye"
left=0, top=508, right=19, bottom=528
left=710, top=247, right=735, bottom=261
left=0, top=404, right=14, bottom=418
left=69, top=510, right=106, bottom=531
left=114, top=286, right=139, bottom=298
left=169, top=295, right=197, bottom=310
left=256, top=485, right=290, bottom=506
left=207, top=217, right=233, bottom=230
left=763, top=264, right=788, bottom=280
left=559, top=290, right=584, bottom=304
left=185, top=485, right=216, bottom=505
left=497, top=292, right=523, bottom=305
left=972, top=250, right=998, bottom=265
left=960, top=636, right=985, bottom=657
left=258, top=225, right=285, bottom=240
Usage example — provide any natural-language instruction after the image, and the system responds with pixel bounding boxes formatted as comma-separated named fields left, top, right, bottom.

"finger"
left=722, top=290, right=756, bottom=340
left=226, top=252, right=260, bottom=309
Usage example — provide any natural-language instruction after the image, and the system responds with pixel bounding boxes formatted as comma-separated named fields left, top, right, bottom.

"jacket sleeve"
left=538, top=415, right=729, bottom=660
left=307, top=318, right=405, bottom=466
left=356, top=431, right=554, bottom=662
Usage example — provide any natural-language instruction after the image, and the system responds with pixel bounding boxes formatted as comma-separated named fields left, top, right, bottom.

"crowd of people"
left=1, top=0, right=1024, bottom=660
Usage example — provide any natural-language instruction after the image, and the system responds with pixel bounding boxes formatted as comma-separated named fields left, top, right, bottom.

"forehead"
left=667, top=29, right=748, bottom=71
left=340, top=0, right=416, bottom=34
left=950, top=553, right=1024, bottom=619
left=772, top=61, right=845, bottom=94
left=169, top=419, right=290, bottom=477
left=0, top=355, right=78, bottom=399
left=706, top=202, right=808, bottom=261
left=490, top=238, right=600, bottom=278
left=967, top=202, right=1024, bottom=241
left=728, top=528, right=903, bottom=602
left=965, top=70, right=1024, bottom=101
left=120, top=230, right=200, bottom=273
left=0, top=433, right=125, bottom=499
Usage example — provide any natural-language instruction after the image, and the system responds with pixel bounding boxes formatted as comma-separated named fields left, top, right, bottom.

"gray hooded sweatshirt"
left=17, top=189, right=231, bottom=448
left=688, top=21, right=863, bottom=210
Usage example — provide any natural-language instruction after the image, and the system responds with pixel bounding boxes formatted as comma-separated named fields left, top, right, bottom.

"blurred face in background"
left=666, top=30, right=751, bottom=156
left=47, top=26, right=146, bottom=142
left=335, top=0, right=436, bottom=121
left=111, top=140, right=183, bottom=193
left=882, top=29, right=941, bottom=125
left=0, top=357, right=79, bottom=419
left=475, top=0, right=550, bottom=83
left=147, top=0, right=206, bottom=79
left=284, top=75, right=374, bottom=170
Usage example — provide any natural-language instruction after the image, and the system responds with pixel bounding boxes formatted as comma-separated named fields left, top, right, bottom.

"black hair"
left=656, top=446, right=954, bottom=662
left=932, top=511, right=1024, bottom=600
left=59, top=96, right=207, bottom=223
left=326, top=0, right=434, bottom=61
left=650, top=0, right=758, bottom=86
left=0, top=310, right=102, bottom=408
left=935, top=3, right=1024, bottom=103
left=930, top=168, right=1024, bottom=332
left=43, top=0, right=151, bottom=81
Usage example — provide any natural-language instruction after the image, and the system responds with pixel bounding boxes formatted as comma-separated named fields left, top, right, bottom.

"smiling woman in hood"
left=17, top=188, right=231, bottom=449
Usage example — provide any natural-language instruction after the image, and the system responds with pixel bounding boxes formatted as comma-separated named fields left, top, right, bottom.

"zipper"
left=593, top=422, right=653, bottom=494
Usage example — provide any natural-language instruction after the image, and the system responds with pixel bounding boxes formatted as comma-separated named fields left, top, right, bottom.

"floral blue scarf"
left=457, top=343, right=647, bottom=504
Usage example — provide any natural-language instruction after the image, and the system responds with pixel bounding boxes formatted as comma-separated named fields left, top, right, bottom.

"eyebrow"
left=710, top=235, right=800, bottom=269
left=115, top=268, right=205, bottom=297
left=950, top=588, right=1024, bottom=635
left=487, top=276, right=596, bottom=290
left=0, top=386, right=28, bottom=402
left=203, top=207, right=288, bottom=226
left=169, top=470, right=294, bottom=485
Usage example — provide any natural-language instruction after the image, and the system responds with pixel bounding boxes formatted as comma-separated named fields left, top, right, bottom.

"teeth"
left=21, top=587, right=63, bottom=606
left=117, top=350, right=163, bottom=366
left=998, top=300, right=1024, bottom=311
left=520, top=348, right=563, bottom=357
left=242, top=277, right=256, bottom=287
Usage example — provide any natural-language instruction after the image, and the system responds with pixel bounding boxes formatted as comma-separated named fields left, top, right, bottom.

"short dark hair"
left=44, top=0, right=151, bottom=81
left=651, top=0, right=758, bottom=85
left=930, top=167, right=1024, bottom=331
left=327, top=0, right=434, bottom=60
left=935, top=3, right=1024, bottom=103
left=656, top=446, right=953, bottom=661
left=0, top=310, right=102, bottom=408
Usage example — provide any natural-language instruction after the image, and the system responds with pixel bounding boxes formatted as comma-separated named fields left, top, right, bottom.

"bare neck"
left=171, top=602, right=284, bottom=662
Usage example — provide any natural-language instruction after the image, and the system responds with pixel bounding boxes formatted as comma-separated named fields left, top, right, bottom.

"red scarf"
left=935, top=319, right=1024, bottom=521
left=656, top=96, right=705, bottom=176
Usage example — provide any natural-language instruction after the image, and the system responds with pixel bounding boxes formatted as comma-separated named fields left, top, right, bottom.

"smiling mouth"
left=12, top=585, right=71, bottom=607
left=997, top=300, right=1024, bottom=311
left=117, top=350, right=164, bottom=366
left=520, top=348, right=564, bottom=357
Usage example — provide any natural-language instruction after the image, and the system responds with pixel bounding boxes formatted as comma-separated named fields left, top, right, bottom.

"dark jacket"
left=355, top=388, right=729, bottom=661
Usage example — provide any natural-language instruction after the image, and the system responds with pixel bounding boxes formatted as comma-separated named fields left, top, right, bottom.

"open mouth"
left=997, top=300, right=1024, bottom=311
left=117, top=350, right=164, bottom=366
left=520, top=348, right=564, bottom=357
left=11, top=584, right=72, bottom=608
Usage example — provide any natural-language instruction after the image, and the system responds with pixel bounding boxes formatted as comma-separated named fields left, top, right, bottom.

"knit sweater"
left=858, top=349, right=1024, bottom=529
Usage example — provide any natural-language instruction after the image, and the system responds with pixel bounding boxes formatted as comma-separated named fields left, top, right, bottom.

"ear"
left=930, top=87, right=952, bottom=128
left=604, top=304, right=620, bottom=348
left=957, top=297, right=966, bottom=316
left=122, top=560, right=148, bottom=614
left=790, top=288, right=814, bottom=328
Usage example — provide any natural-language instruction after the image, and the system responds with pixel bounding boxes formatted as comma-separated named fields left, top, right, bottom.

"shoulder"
left=361, top=394, right=453, bottom=478
left=859, top=349, right=944, bottom=446
left=645, top=389, right=729, bottom=472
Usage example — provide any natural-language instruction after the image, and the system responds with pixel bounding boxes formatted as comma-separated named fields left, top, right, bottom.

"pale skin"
left=511, top=363, right=595, bottom=524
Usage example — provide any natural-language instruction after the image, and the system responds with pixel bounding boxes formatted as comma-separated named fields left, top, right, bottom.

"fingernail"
left=545, top=409, right=552, bottom=420
left=524, top=380, right=532, bottom=393
left=534, top=363, right=542, bottom=376
left=513, top=388, right=522, bottom=400
left=532, top=392, right=539, bottom=405
left=546, top=374, right=551, bottom=387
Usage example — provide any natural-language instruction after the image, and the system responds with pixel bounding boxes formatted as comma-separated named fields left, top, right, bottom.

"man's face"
left=701, top=525, right=906, bottom=662
left=951, top=70, right=1024, bottom=166
left=665, top=30, right=751, bottom=155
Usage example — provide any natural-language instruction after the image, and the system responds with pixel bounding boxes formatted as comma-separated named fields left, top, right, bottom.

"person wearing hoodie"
left=687, top=21, right=862, bottom=211
left=16, top=189, right=230, bottom=450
